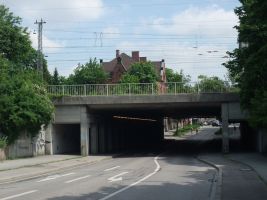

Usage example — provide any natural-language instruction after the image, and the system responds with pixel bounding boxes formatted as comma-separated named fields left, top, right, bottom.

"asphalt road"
left=0, top=152, right=216, bottom=200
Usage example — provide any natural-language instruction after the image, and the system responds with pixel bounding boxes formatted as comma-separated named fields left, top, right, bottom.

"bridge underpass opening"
left=53, top=124, right=81, bottom=155
left=112, top=116, right=164, bottom=151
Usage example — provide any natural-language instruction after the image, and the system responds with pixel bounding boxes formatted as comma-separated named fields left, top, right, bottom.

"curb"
left=0, top=156, right=113, bottom=185
left=196, top=156, right=222, bottom=200
left=0, top=156, right=82, bottom=172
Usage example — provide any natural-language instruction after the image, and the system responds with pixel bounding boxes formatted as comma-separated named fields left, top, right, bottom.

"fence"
left=47, top=82, right=233, bottom=96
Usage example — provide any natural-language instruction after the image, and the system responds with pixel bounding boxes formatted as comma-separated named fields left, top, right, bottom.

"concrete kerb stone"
left=224, top=155, right=267, bottom=187
left=196, top=156, right=222, bottom=200
left=0, top=155, right=117, bottom=185
left=0, top=156, right=82, bottom=172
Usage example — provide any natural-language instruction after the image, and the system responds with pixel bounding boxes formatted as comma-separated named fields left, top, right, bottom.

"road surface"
left=0, top=153, right=216, bottom=200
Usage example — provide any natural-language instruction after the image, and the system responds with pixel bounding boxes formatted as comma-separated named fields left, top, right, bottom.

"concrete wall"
left=257, top=129, right=267, bottom=153
left=228, top=102, right=248, bottom=121
left=54, top=105, right=82, bottom=124
left=6, top=132, right=34, bottom=158
left=52, top=124, right=80, bottom=154
left=0, top=148, right=6, bottom=161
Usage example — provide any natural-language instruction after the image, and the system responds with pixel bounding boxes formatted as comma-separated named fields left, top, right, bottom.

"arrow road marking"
left=37, top=173, right=75, bottom=182
left=104, top=166, right=120, bottom=172
left=100, top=155, right=161, bottom=200
left=108, top=172, right=129, bottom=182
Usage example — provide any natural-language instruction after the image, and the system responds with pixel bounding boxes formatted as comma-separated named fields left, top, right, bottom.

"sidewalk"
left=0, top=154, right=114, bottom=184
left=227, top=153, right=267, bottom=184
left=199, top=153, right=267, bottom=200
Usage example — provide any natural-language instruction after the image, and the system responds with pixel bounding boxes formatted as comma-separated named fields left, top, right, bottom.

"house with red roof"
left=101, top=50, right=166, bottom=83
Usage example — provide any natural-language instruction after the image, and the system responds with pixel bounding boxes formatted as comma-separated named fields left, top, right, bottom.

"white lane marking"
left=104, top=166, right=120, bottom=172
left=37, top=173, right=75, bottom=182
left=108, top=172, right=128, bottom=182
left=0, top=190, right=38, bottom=200
left=65, top=175, right=91, bottom=183
left=99, top=155, right=161, bottom=200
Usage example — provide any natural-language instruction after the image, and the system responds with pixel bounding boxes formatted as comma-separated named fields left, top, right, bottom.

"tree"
left=165, top=68, right=190, bottom=83
left=197, top=75, right=228, bottom=92
left=0, top=57, right=54, bottom=144
left=51, top=68, right=60, bottom=85
left=223, top=0, right=267, bottom=128
left=0, top=5, right=54, bottom=144
left=0, top=5, right=52, bottom=83
left=120, top=61, right=159, bottom=83
left=68, top=58, right=107, bottom=84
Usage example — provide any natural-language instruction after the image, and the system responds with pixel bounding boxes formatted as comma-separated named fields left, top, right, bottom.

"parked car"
left=211, top=120, right=221, bottom=127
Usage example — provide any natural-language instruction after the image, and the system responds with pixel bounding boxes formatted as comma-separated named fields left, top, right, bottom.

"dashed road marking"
left=104, top=166, right=120, bottom=172
left=65, top=175, right=91, bottom=184
left=0, top=190, right=38, bottom=200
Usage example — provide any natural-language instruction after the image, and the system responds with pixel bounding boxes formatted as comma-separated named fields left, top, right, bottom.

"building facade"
left=101, top=50, right=166, bottom=83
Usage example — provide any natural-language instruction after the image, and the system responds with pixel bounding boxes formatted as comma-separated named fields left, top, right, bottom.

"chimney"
left=140, top=57, right=147, bottom=62
left=132, top=51, right=140, bottom=62
left=161, top=59, right=165, bottom=70
left=116, top=50, right=120, bottom=58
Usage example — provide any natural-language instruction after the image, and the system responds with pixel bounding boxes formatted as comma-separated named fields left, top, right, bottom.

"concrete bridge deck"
left=46, top=84, right=247, bottom=156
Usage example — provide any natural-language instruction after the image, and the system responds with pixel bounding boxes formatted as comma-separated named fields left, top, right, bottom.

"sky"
left=1, top=0, right=240, bottom=81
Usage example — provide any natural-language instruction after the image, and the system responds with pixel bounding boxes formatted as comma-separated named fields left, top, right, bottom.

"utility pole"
left=34, top=19, right=46, bottom=79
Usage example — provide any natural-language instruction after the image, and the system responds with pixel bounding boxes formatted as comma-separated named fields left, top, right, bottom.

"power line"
left=9, top=1, right=236, bottom=11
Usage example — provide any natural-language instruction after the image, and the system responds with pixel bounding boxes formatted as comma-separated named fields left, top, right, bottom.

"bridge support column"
left=221, top=103, right=229, bottom=153
left=107, top=122, right=113, bottom=152
left=90, top=123, right=99, bottom=154
left=80, top=107, right=89, bottom=156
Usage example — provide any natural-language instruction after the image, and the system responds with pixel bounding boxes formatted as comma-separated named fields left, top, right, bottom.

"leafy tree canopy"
left=0, top=5, right=54, bottom=143
left=120, top=61, right=159, bottom=83
left=165, top=68, right=190, bottom=83
left=0, top=57, right=54, bottom=144
left=223, top=0, right=267, bottom=128
left=197, top=75, right=228, bottom=92
left=67, top=58, right=107, bottom=84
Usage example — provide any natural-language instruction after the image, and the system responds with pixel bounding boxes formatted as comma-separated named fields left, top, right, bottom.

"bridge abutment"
left=222, top=103, right=230, bottom=153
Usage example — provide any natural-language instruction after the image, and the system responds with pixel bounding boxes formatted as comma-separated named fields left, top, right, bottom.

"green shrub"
left=0, top=136, right=8, bottom=149
left=173, top=123, right=200, bottom=136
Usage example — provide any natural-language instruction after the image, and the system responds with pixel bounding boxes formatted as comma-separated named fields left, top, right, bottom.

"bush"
left=0, top=136, right=8, bottom=149
left=174, top=123, right=200, bottom=136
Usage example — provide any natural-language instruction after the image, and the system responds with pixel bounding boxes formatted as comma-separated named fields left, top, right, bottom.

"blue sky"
left=1, top=0, right=240, bottom=81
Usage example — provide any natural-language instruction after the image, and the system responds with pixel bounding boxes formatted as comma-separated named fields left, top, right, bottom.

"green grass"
left=173, top=124, right=201, bottom=137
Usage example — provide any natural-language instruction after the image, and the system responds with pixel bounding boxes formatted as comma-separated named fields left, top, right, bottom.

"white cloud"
left=148, top=5, right=238, bottom=37
left=2, top=0, right=105, bottom=22
left=115, top=41, right=230, bottom=81
left=29, top=31, right=64, bottom=53
left=115, top=6, right=238, bottom=81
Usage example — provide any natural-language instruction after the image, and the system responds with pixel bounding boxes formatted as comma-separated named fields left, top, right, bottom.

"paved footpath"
left=200, top=153, right=267, bottom=200
left=0, top=155, right=114, bottom=184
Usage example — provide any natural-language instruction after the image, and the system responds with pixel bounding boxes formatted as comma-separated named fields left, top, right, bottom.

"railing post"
left=152, top=83, right=154, bottom=95
left=175, top=82, right=177, bottom=94
left=62, top=85, right=64, bottom=95
left=84, top=85, right=86, bottom=96
left=106, top=84, right=109, bottom=96
left=128, top=83, right=131, bottom=95
left=197, top=82, right=199, bottom=94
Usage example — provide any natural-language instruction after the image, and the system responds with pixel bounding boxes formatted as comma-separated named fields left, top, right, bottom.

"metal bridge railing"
left=47, top=82, right=234, bottom=96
